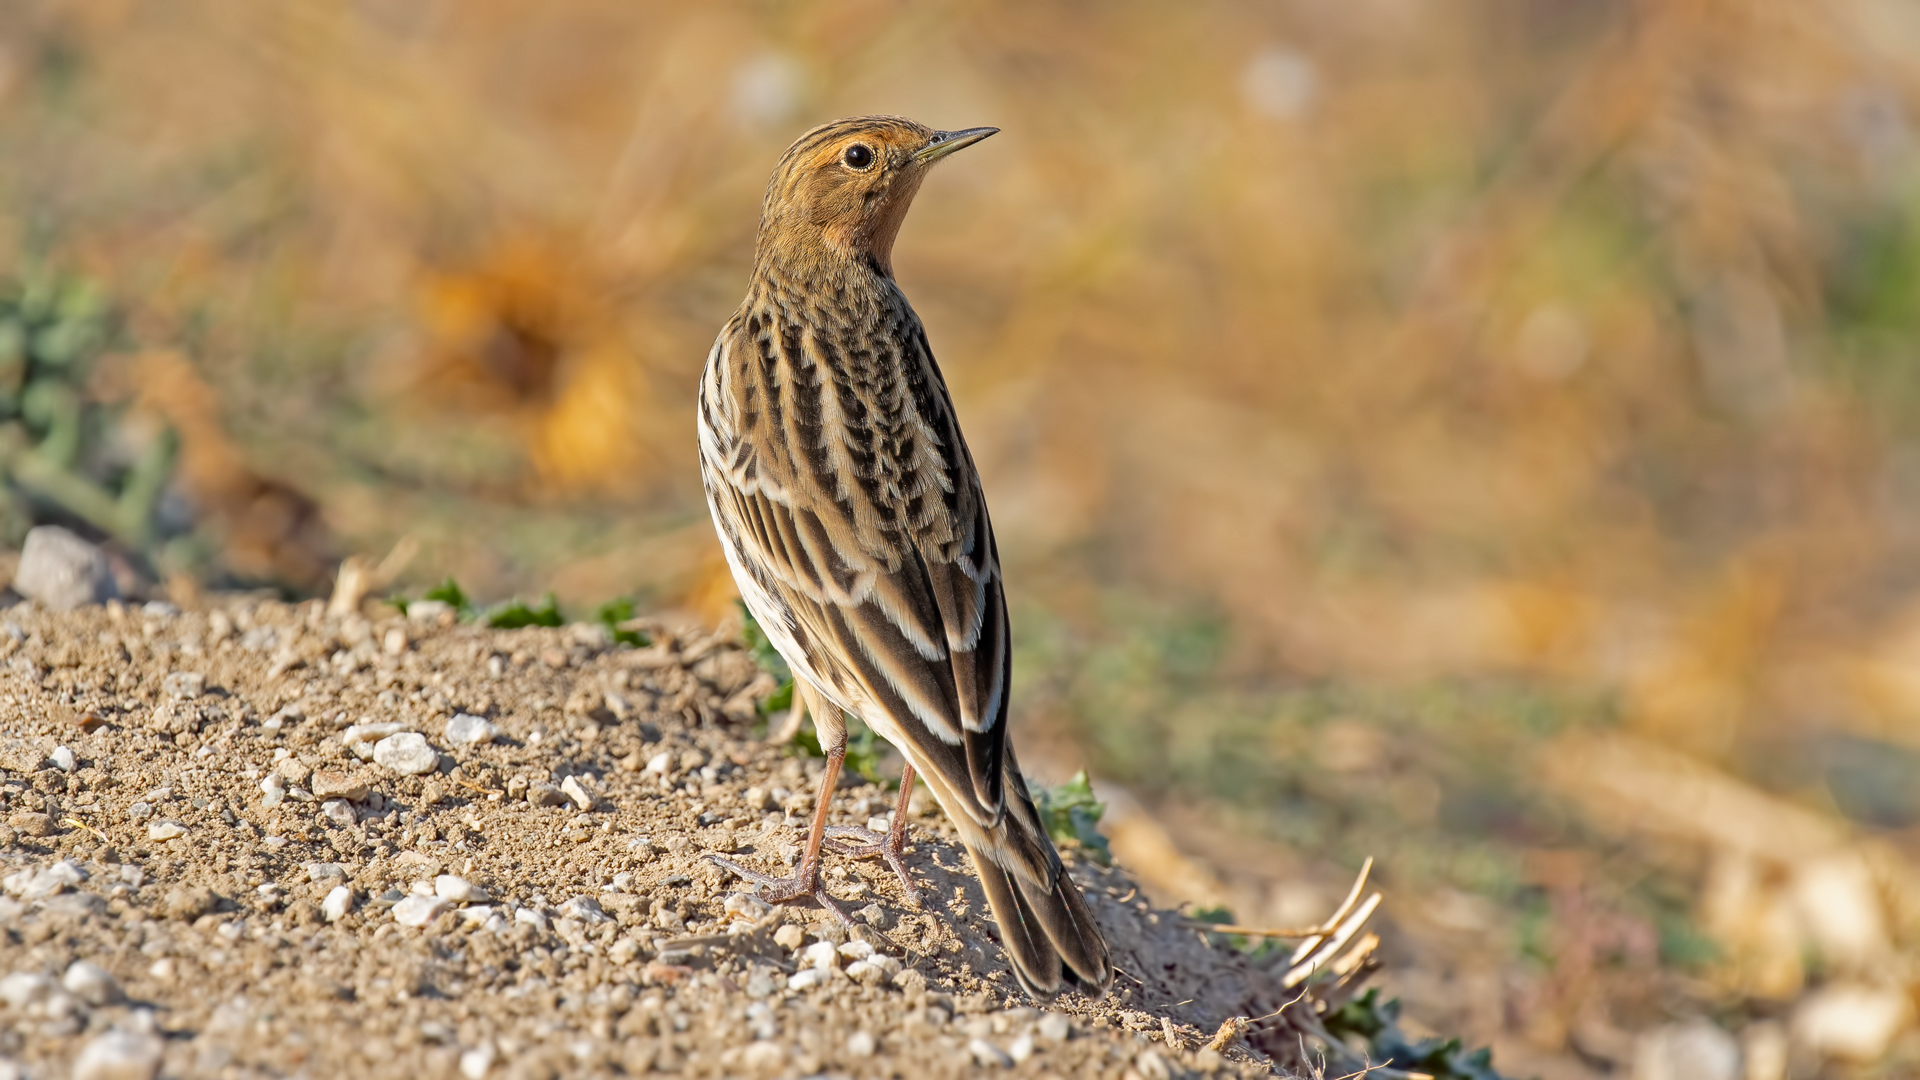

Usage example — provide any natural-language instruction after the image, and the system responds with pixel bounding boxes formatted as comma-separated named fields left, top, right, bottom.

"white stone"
left=435, top=876, right=488, bottom=903
left=846, top=1031, right=877, bottom=1058
left=62, top=960, right=122, bottom=1006
left=802, top=941, right=840, bottom=971
left=724, top=893, right=773, bottom=919
left=1792, top=982, right=1912, bottom=1063
left=71, top=1028, right=163, bottom=1080
left=3, top=860, right=86, bottom=900
left=837, top=940, right=875, bottom=961
left=1037, top=1014, right=1070, bottom=1044
left=373, top=732, right=439, bottom=775
left=644, top=751, right=672, bottom=775
left=50, top=745, right=76, bottom=772
left=126, top=802, right=153, bottom=823
left=146, top=820, right=187, bottom=841
left=458, top=1042, right=495, bottom=1079
left=392, top=894, right=451, bottom=928
left=559, top=896, right=611, bottom=924
left=514, top=907, right=549, bottom=932
left=342, top=722, right=405, bottom=759
left=13, top=526, right=116, bottom=611
left=560, top=775, right=595, bottom=810
left=969, top=1038, right=1014, bottom=1068
left=259, top=774, right=286, bottom=808
left=445, top=713, right=499, bottom=746
left=457, top=905, right=496, bottom=927
left=322, top=886, right=353, bottom=922
left=1009, top=1033, right=1036, bottom=1063
left=0, top=971, right=54, bottom=1008
left=407, top=599, right=454, bottom=623
left=774, top=924, right=806, bottom=950
left=845, top=960, right=883, bottom=985
left=320, top=800, right=356, bottom=826
left=785, top=968, right=826, bottom=991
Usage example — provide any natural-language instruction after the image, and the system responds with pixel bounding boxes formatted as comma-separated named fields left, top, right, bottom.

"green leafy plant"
left=486, top=593, right=563, bottom=628
left=1188, top=905, right=1285, bottom=963
left=788, top=715, right=890, bottom=786
left=1323, top=990, right=1513, bottom=1080
left=593, top=597, right=650, bottom=647
left=423, top=577, right=472, bottom=613
left=1028, top=770, right=1113, bottom=865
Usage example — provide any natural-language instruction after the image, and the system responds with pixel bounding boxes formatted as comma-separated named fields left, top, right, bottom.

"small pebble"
left=786, top=968, right=826, bottom=991
left=146, top=821, right=187, bottom=842
left=560, top=775, right=595, bottom=810
left=126, top=801, right=154, bottom=823
left=306, top=862, right=347, bottom=882
left=391, top=895, right=451, bottom=928
left=310, top=771, right=368, bottom=800
left=71, top=1028, right=163, bottom=1080
left=459, top=1043, right=495, bottom=1079
left=527, top=783, right=568, bottom=807
left=514, top=907, right=549, bottom=932
left=743, top=786, right=775, bottom=811
left=62, top=960, right=123, bottom=1006
left=322, top=886, right=352, bottom=922
left=1037, top=1013, right=1071, bottom=1043
left=373, top=733, right=439, bottom=776
left=445, top=713, right=499, bottom=746
left=774, top=924, right=806, bottom=950
left=802, top=941, right=840, bottom=971
left=50, top=745, right=76, bottom=772
left=1009, top=1033, right=1036, bottom=1063
left=644, top=751, right=672, bottom=775
left=968, top=1038, right=1014, bottom=1068
left=846, top=1031, right=878, bottom=1058
left=319, top=800, right=356, bottom=827
left=258, top=774, right=286, bottom=809
left=559, top=896, right=611, bottom=924
left=435, top=876, right=488, bottom=903
left=0, top=971, right=54, bottom=1009
left=846, top=960, right=883, bottom=985
left=341, top=722, right=405, bottom=760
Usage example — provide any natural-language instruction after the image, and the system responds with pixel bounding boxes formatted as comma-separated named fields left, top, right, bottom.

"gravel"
left=0, top=599, right=1289, bottom=1079
left=445, top=712, right=498, bottom=745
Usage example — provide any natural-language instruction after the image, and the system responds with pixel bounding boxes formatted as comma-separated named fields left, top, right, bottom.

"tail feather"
left=962, top=779, right=1114, bottom=999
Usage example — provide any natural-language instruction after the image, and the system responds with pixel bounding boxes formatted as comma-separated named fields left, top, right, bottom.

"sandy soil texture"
left=0, top=599, right=1325, bottom=1079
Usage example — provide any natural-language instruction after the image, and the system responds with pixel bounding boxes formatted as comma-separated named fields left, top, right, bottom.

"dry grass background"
left=7, top=0, right=1920, bottom=1074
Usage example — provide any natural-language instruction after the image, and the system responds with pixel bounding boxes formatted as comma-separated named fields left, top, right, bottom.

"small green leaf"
left=423, top=577, right=471, bottom=612
left=594, top=597, right=649, bottom=647
left=1028, top=770, right=1113, bottom=865
left=487, top=593, right=563, bottom=629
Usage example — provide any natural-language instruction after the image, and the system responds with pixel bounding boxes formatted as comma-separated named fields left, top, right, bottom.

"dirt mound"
left=0, top=599, right=1352, bottom=1078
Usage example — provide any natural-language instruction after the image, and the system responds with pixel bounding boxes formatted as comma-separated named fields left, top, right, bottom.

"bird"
left=695, top=115, right=1113, bottom=1000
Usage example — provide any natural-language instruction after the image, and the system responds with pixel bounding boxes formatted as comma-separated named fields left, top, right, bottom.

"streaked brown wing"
left=701, top=308, right=1010, bottom=828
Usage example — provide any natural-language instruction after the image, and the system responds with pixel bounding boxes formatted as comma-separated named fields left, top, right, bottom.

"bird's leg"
left=706, top=686, right=854, bottom=926
left=824, top=762, right=921, bottom=905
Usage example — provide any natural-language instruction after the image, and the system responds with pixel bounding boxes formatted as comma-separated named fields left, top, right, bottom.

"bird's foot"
left=705, top=855, right=854, bottom=926
left=823, top=824, right=921, bottom=906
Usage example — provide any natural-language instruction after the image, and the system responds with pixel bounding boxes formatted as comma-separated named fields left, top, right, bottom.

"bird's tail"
left=957, top=758, right=1113, bottom=1000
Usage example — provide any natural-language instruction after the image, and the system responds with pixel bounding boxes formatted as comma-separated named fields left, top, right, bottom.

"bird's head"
left=755, top=115, right=998, bottom=278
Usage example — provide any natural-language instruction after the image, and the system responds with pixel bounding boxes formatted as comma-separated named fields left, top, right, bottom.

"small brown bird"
left=697, top=116, right=1113, bottom=999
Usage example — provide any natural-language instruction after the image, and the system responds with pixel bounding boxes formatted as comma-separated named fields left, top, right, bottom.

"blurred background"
left=6, top=0, right=1920, bottom=1074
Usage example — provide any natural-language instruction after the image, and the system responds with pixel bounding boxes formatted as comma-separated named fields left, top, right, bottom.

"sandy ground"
left=0, top=598, right=1315, bottom=1079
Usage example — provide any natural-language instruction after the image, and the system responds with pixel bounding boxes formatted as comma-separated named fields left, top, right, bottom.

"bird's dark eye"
left=843, top=143, right=875, bottom=170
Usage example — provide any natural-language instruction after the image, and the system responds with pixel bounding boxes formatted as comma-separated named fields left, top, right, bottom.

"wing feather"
left=700, top=308, right=1012, bottom=828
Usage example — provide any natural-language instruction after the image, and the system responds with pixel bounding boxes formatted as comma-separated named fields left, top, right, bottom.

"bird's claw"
left=822, top=825, right=922, bottom=906
left=704, top=853, right=855, bottom=926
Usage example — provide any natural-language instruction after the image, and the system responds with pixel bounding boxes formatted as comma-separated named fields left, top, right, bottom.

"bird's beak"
left=914, top=127, right=999, bottom=165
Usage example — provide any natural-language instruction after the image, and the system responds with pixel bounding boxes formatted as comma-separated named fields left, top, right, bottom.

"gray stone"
left=319, top=800, right=356, bottom=827
left=372, top=732, right=438, bottom=775
left=527, top=783, right=568, bottom=807
left=12, top=526, right=116, bottom=611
